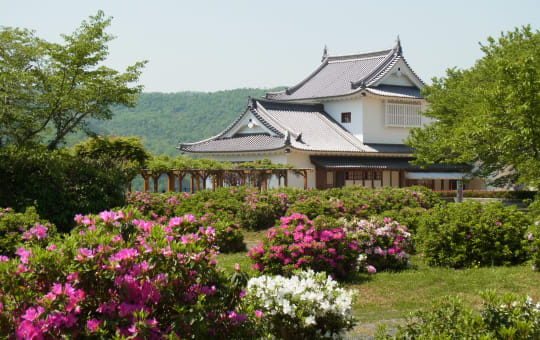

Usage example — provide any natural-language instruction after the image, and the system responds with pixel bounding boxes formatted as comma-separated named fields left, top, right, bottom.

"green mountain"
left=64, top=87, right=285, bottom=156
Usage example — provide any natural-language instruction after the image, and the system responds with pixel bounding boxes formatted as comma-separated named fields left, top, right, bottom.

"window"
left=345, top=170, right=362, bottom=180
left=385, top=100, right=422, bottom=127
left=341, top=112, right=351, bottom=123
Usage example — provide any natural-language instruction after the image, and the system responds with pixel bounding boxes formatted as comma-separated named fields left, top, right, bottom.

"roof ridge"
left=327, top=48, right=393, bottom=62
left=351, top=50, right=400, bottom=89
left=256, top=101, right=299, bottom=137
left=317, top=111, right=369, bottom=151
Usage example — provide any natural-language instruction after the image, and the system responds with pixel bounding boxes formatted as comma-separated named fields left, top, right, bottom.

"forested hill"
left=67, top=87, right=285, bottom=156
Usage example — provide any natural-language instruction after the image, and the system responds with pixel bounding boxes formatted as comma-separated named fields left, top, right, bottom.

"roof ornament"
left=395, top=35, right=402, bottom=56
left=321, top=45, right=328, bottom=62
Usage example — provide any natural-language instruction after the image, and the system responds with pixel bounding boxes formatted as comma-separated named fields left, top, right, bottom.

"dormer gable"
left=224, top=111, right=276, bottom=137
left=374, top=58, right=423, bottom=89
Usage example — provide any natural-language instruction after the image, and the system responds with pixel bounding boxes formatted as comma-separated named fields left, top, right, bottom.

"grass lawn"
left=216, top=234, right=540, bottom=337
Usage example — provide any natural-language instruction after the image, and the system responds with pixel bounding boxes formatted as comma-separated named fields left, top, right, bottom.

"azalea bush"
left=0, top=210, right=259, bottom=339
left=0, top=206, right=57, bottom=256
left=247, top=213, right=362, bottom=279
left=246, top=270, right=356, bottom=339
left=237, top=191, right=289, bottom=230
left=416, top=201, right=532, bottom=268
left=345, top=218, right=411, bottom=272
left=376, top=291, right=540, bottom=340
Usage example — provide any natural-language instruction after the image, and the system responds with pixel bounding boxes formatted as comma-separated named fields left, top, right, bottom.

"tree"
left=0, top=10, right=146, bottom=149
left=407, top=26, right=540, bottom=188
left=73, top=135, right=150, bottom=181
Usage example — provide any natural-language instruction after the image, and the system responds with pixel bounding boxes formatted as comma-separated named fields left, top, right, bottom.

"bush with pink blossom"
left=344, top=217, right=411, bottom=271
left=248, top=213, right=362, bottom=279
left=0, top=206, right=57, bottom=257
left=0, top=210, right=259, bottom=339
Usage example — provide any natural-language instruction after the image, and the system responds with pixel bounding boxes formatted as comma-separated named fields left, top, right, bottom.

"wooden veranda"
left=132, top=168, right=312, bottom=193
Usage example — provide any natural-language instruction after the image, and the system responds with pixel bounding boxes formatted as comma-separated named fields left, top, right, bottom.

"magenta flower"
left=254, top=310, right=264, bottom=318
left=87, top=318, right=101, bottom=333
left=22, top=306, right=44, bottom=321
left=366, top=265, right=377, bottom=274
left=15, top=247, right=33, bottom=264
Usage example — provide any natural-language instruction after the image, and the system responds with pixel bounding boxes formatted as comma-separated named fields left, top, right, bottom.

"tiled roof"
left=256, top=100, right=369, bottom=152
left=365, top=85, right=422, bottom=99
left=364, top=143, right=414, bottom=154
left=266, top=40, right=424, bottom=101
left=178, top=99, right=372, bottom=154
left=310, top=156, right=466, bottom=171
left=179, top=134, right=285, bottom=153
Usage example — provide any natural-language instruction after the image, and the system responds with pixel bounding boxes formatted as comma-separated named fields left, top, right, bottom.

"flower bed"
left=248, top=214, right=412, bottom=279
left=0, top=210, right=257, bottom=339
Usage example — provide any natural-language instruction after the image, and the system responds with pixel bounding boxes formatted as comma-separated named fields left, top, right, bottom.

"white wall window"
left=384, top=100, right=422, bottom=127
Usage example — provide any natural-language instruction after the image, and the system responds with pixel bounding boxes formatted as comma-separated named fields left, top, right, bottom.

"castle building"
left=179, top=40, right=484, bottom=190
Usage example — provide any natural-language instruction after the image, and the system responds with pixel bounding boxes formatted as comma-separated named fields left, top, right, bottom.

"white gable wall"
left=322, top=98, right=364, bottom=142
left=224, top=112, right=275, bottom=137
left=376, top=59, right=423, bottom=88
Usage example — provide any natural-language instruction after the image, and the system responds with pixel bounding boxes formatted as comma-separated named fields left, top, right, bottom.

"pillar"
left=284, top=171, right=288, bottom=187
left=167, top=173, right=176, bottom=192
left=143, top=175, right=150, bottom=193
left=303, top=170, right=308, bottom=190
left=190, top=174, right=195, bottom=194
left=153, top=176, right=159, bottom=193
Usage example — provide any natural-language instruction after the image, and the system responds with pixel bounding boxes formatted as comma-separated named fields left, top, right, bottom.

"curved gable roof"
left=266, top=39, right=424, bottom=101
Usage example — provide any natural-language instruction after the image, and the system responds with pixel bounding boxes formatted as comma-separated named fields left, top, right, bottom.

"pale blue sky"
left=2, top=0, right=539, bottom=92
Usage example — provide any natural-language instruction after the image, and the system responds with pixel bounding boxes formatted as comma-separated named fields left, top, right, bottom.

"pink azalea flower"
left=254, top=310, right=264, bottom=318
left=15, top=247, right=33, bottom=264
left=87, top=318, right=101, bottom=333
left=366, top=265, right=377, bottom=274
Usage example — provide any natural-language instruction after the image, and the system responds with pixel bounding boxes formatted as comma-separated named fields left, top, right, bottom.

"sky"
left=2, top=0, right=539, bottom=93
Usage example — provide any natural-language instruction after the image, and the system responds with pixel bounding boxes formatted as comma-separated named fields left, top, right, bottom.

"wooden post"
left=212, top=175, right=216, bottom=191
left=284, top=171, right=288, bottom=187
left=241, top=172, right=246, bottom=186
left=143, top=174, right=150, bottom=192
left=262, top=173, right=268, bottom=191
left=177, top=174, right=185, bottom=192
left=303, top=170, right=308, bottom=190
left=195, top=175, right=200, bottom=192
left=190, top=174, right=195, bottom=194
left=167, top=173, right=176, bottom=192
left=153, top=175, right=159, bottom=193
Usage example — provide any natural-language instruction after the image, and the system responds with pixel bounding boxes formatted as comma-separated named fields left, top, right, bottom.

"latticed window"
left=384, top=100, right=422, bottom=127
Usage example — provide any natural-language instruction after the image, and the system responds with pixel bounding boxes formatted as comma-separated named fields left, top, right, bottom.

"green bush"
left=376, top=291, right=540, bottom=340
left=436, top=190, right=537, bottom=200
left=0, top=146, right=128, bottom=232
left=0, top=207, right=57, bottom=256
left=416, top=201, right=531, bottom=268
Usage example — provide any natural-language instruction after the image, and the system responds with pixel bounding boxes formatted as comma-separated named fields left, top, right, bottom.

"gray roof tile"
left=179, top=134, right=285, bottom=153
left=266, top=42, right=424, bottom=101
left=310, top=156, right=466, bottom=171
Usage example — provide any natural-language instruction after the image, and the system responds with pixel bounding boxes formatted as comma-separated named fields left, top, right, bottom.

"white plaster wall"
left=362, top=96, right=410, bottom=144
left=286, top=151, right=316, bottom=189
left=323, top=98, right=363, bottom=142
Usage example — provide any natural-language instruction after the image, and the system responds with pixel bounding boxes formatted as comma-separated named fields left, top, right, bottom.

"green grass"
left=216, top=231, right=540, bottom=337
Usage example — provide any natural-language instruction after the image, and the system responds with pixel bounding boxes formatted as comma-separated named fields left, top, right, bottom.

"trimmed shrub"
left=246, top=270, right=356, bottom=339
left=0, top=207, right=56, bottom=256
left=345, top=218, right=411, bottom=271
left=376, top=291, right=540, bottom=340
left=416, top=201, right=531, bottom=268
left=247, top=214, right=362, bottom=279
left=0, top=210, right=258, bottom=339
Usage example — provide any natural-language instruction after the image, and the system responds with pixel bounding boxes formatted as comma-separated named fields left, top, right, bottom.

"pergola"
left=133, top=168, right=312, bottom=193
